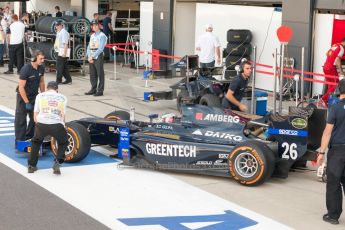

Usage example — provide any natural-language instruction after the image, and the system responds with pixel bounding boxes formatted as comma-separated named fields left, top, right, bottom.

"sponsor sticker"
left=191, top=130, right=242, bottom=141
left=268, top=128, right=307, bottom=137
left=146, top=143, right=197, bottom=158
left=194, top=113, right=240, bottom=123
left=291, top=118, right=307, bottom=129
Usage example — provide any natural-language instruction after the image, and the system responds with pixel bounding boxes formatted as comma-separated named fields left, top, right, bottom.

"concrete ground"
left=0, top=62, right=344, bottom=230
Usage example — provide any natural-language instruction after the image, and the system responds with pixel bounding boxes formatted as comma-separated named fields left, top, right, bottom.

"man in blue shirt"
left=54, top=21, right=72, bottom=84
left=102, top=11, right=113, bottom=61
left=222, top=61, right=252, bottom=112
left=85, top=20, right=107, bottom=96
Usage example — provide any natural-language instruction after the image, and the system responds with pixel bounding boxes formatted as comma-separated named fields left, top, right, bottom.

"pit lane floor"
left=0, top=63, right=343, bottom=230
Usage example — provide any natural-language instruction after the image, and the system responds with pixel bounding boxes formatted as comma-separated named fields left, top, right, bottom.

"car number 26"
left=281, top=142, right=298, bottom=160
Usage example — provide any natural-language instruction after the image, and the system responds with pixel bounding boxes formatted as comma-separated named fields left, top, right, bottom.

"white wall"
left=139, top=2, right=153, bottom=67
left=85, top=0, right=98, bottom=20
left=174, top=2, right=196, bottom=58
left=312, top=14, right=334, bottom=96
left=195, top=3, right=282, bottom=91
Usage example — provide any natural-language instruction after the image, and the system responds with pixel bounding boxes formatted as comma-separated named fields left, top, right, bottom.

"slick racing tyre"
left=51, top=122, right=91, bottom=163
left=228, top=140, right=275, bottom=186
left=227, top=29, right=252, bottom=43
left=105, top=111, right=130, bottom=120
left=199, top=94, right=221, bottom=108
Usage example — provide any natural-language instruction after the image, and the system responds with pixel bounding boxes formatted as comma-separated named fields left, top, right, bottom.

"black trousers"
left=326, top=146, right=345, bottom=219
left=15, top=94, right=35, bottom=141
left=8, top=43, right=24, bottom=72
left=89, top=54, right=104, bottom=93
left=56, top=56, right=72, bottom=82
left=28, top=123, right=68, bottom=167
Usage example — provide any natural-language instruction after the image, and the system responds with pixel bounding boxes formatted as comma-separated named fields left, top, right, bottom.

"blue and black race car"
left=51, top=104, right=326, bottom=186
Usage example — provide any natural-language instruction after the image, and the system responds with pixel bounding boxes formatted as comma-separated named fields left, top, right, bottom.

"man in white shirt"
left=54, top=21, right=72, bottom=84
left=28, top=81, right=68, bottom=174
left=196, top=24, right=221, bottom=68
left=4, top=14, right=25, bottom=74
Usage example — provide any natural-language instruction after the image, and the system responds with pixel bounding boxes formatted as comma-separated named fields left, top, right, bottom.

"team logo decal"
left=194, top=113, right=240, bottom=123
left=291, top=118, right=307, bottom=129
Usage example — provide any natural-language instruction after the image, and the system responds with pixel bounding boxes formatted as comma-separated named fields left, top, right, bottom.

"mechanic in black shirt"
left=15, top=50, right=45, bottom=143
left=222, top=61, right=252, bottom=112
left=55, top=6, right=62, bottom=18
left=317, top=79, right=345, bottom=225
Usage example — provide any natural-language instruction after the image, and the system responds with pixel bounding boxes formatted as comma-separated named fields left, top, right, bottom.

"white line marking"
left=0, top=127, right=14, bottom=132
left=0, top=132, right=14, bottom=136
left=0, top=123, right=14, bottom=127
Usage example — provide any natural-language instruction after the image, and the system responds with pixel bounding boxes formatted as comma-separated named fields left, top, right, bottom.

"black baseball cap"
left=47, top=81, right=58, bottom=90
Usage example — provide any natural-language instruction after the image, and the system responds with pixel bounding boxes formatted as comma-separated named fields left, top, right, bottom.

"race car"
left=50, top=104, right=326, bottom=186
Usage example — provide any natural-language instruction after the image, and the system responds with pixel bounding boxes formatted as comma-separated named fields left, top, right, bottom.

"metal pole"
left=301, top=47, right=305, bottom=108
left=273, top=48, right=277, bottom=113
left=251, top=46, right=257, bottom=114
left=294, top=74, right=299, bottom=107
left=279, top=43, right=285, bottom=113
left=113, top=46, right=117, bottom=80
left=136, top=41, right=139, bottom=74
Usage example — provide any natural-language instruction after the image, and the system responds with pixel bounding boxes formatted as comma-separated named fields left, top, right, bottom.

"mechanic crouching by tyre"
left=15, top=50, right=45, bottom=146
left=222, top=61, right=252, bottom=112
left=85, top=20, right=107, bottom=97
left=28, top=81, right=68, bottom=174
left=317, top=79, right=345, bottom=225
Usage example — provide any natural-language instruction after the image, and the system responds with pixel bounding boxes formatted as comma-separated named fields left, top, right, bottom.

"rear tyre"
left=105, top=111, right=130, bottom=120
left=199, top=94, right=221, bottom=108
left=228, top=140, right=275, bottom=186
left=51, top=122, right=91, bottom=163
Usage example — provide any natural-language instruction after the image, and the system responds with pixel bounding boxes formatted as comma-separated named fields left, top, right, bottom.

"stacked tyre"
left=224, top=29, right=252, bottom=78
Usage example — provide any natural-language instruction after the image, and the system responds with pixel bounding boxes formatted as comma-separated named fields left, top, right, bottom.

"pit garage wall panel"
left=315, top=0, right=345, bottom=10
left=312, top=14, right=333, bottom=96
left=26, top=0, right=80, bottom=15
left=152, top=0, right=174, bottom=70
left=195, top=3, right=282, bottom=91
left=139, top=2, right=153, bottom=67
left=282, top=0, right=313, bottom=96
left=174, top=2, right=196, bottom=58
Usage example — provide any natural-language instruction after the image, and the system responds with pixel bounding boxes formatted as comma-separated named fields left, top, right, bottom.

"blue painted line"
left=0, top=108, right=116, bottom=169
left=118, top=210, right=258, bottom=230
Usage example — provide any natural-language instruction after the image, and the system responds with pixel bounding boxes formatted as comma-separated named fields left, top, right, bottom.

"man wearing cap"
left=85, top=20, right=107, bottom=96
left=54, top=21, right=72, bottom=85
left=196, top=24, right=221, bottom=68
left=28, top=81, right=68, bottom=174
left=317, top=79, right=345, bottom=225
left=15, top=50, right=45, bottom=145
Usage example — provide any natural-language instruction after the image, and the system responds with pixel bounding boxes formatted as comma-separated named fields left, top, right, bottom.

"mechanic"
left=28, top=81, right=68, bottom=174
left=4, top=14, right=25, bottom=74
left=85, top=20, right=107, bottom=96
left=321, top=37, right=345, bottom=104
left=54, top=6, right=62, bottom=18
left=54, top=21, right=72, bottom=85
left=15, top=50, right=45, bottom=144
left=317, top=78, right=345, bottom=225
left=222, top=61, right=252, bottom=112
left=196, top=24, right=221, bottom=68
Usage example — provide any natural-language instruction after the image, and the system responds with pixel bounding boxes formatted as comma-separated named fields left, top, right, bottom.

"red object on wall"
left=151, top=49, right=160, bottom=71
left=332, top=17, right=345, bottom=60
left=276, top=25, right=293, bottom=44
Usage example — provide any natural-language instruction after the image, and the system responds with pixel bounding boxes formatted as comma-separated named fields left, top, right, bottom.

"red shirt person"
left=322, top=38, right=345, bottom=103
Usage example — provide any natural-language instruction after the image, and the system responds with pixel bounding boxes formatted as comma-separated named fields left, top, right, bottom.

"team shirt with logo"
left=34, top=90, right=67, bottom=125
left=324, top=43, right=344, bottom=69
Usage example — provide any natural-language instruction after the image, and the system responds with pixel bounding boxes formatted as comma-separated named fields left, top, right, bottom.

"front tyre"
left=51, top=122, right=91, bottom=163
left=229, top=140, right=275, bottom=186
